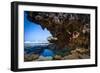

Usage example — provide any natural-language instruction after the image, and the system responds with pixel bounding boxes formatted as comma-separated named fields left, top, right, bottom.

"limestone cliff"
left=26, top=11, right=90, bottom=50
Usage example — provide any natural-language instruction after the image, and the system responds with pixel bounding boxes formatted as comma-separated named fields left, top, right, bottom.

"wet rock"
left=37, top=55, right=53, bottom=61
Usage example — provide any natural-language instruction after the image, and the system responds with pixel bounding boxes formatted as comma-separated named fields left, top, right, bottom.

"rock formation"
left=26, top=11, right=90, bottom=50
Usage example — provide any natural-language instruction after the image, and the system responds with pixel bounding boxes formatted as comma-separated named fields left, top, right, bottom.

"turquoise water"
left=41, top=49, right=54, bottom=57
left=24, top=43, right=54, bottom=57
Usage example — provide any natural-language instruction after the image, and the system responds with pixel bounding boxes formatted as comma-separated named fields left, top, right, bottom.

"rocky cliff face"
left=26, top=11, right=90, bottom=50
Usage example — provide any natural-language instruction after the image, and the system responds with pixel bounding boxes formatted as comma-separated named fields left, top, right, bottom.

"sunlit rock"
left=37, top=55, right=53, bottom=61
left=54, top=55, right=62, bottom=60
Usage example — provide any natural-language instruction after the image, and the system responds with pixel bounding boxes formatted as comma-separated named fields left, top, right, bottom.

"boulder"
left=54, top=55, right=62, bottom=60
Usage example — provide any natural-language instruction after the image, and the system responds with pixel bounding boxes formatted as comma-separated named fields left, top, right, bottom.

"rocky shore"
left=24, top=11, right=90, bottom=62
left=24, top=47, right=90, bottom=62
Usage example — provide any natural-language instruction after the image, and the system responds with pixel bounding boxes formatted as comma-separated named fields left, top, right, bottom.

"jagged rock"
left=47, top=36, right=58, bottom=41
left=63, top=52, right=79, bottom=59
left=75, top=48, right=89, bottom=54
left=24, top=54, right=39, bottom=61
left=63, top=47, right=90, bottom=59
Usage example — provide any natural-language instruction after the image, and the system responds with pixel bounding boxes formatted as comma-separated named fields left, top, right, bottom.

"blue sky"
left=24, top=11, right=52, bottom=43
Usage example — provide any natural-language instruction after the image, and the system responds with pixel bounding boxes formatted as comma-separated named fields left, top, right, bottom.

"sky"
left=24, top=11, right=52, bottom=43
